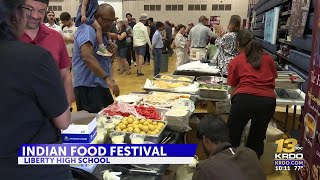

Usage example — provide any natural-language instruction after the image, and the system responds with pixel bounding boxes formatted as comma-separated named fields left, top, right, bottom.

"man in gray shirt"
left=188, top=15, right=214, bottom=60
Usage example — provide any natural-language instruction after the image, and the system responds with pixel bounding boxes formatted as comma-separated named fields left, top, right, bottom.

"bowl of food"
left=130, top=133, right=145, bottom=144
left=110, top=132, right=125, bottom=144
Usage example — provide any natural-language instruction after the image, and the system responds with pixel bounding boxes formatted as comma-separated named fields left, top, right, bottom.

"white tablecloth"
left=177, top=61, right=220, bottom=74
left=276, top=89, right=305, bottom=106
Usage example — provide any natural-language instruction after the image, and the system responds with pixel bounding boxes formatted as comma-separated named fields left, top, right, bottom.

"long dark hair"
left=237, top=30, right=263, bottom=69
left=0, top=0, right=25, bottom=40
left=228, top=15, right=241, bottom=32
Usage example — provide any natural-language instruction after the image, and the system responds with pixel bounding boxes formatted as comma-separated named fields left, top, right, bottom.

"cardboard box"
left=61, top=117, right=97, bottom=144
left=206, top=101, right=231, bottom=115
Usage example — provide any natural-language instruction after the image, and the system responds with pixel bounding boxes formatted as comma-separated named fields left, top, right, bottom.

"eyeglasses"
left=98, top=14, right=114, bottom=23
left=22, top=6, right=46, bottom=17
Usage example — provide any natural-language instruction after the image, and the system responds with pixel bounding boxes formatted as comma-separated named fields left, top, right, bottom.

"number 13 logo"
left=275, top=138, right=298, bottom=153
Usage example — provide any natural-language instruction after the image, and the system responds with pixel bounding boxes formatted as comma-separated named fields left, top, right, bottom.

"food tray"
left=142, top=86, right=198, bottom=95
left=154, top=74, right=195, bottom=83
left=111, top=118, right=168, bottom=138
left=196, top=76, right=227, bottom=85
left=139, top=92, right=191, bottom=108
left=198, top=84, right=228, bottom=99
left=276, top=71, right=305, bottom=89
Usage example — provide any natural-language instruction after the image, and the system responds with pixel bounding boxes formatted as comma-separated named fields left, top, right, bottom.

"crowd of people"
left=1, top=0, right=277, bottom=179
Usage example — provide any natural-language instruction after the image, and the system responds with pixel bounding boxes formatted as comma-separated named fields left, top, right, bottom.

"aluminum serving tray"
left=142, top=83, right=198, bottom=95
left=276, top=71, right=305, bottom=89
left=196, top=76, right=227, bottom=85
left=198, top=84, right=228, bottom=99
left=154, top=74, right=195, bottom=83
left=139, top=91, right=192, bottom=108
left=111, top=118, right=168, bottom=138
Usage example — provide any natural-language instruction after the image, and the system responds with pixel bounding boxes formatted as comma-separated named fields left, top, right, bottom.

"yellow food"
left=153, top=80, right=189, bottom=89
left=134, top=128, right=141, bottom=133
left=148, top=124, right=155, bottom=131
left=127, top=118, right=134, bottom=123
left=127, top=127, right=134, bottom=132
left=142, top=126, right=149, bottom=132
left=115, top=116, right=165, bottom=135
left=140, top=119, right=146, bottom=124
left=158, top=123, right=164, bottom=127
left=120, top=124, right=126, bottom=130
left=129, top=115, right=135, bottom=118
left=161, top=75, right=174, bottom=80
left=177, top=77, right=191, bottom=82
left=133, top=120, right=139, bottom=125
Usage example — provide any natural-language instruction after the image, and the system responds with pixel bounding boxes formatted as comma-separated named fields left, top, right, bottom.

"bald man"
left=72, top=4, right=120, bottom=113
left=187, top=15, right=214, bottom=59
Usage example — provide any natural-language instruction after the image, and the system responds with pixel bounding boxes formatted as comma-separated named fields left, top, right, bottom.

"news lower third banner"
left=18, top=144, right=197, bottom=165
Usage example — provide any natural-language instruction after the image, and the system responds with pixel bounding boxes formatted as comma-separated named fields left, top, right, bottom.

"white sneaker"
left=134, top=62, right=137, bottom=66
left=97, top=45, right=112, bottom=57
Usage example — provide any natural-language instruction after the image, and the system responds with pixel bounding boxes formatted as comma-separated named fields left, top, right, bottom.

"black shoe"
left=137, top=72, right=144, bottom=77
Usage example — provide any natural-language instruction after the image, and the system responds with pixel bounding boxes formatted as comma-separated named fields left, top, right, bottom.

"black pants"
left=144, top=44, right=151, bottom=63
left=126, top=43, right=132, bottom=66
left=126, top=42, right=136, bottom=66
left=74, top=86, right=114, bottom=113
left=166, top=40, right=173, bottom=55
left=227, top=93, right=276, bottom=158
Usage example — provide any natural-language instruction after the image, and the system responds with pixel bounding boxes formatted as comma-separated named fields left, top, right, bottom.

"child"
left=206, top=36, right=218, bottom=60
left=152, top=22, right=165, bottom=76
left=75, top=0, right=112, bottom=56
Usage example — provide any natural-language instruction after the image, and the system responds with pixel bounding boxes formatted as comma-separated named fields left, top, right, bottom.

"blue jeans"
left=153, top=48, right=162, bottom=76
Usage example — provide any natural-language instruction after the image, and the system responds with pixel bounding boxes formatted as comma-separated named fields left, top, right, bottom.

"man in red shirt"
left=20, top=0, right=73, bottom=107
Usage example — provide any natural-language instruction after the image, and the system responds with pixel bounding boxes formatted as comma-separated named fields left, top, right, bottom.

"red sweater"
left=227, top=53, right=277, bottom=98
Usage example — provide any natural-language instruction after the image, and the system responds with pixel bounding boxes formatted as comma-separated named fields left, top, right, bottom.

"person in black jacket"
left=193, top=115, right=265, bottom=180
left=0, top=0, right=72, bottom=179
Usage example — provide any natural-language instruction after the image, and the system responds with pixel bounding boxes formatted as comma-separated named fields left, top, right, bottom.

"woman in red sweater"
left=227, top=30, right=277, bottom=158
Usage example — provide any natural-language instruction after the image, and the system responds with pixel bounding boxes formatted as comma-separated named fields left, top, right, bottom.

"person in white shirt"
left=133, top=14, right=152, bottom=76
left=60, top=12, right=77, bottom=61
left=45, top=10, right=62, bottom=34
left=174, top=24, right=188, bottom=68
